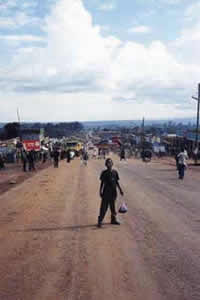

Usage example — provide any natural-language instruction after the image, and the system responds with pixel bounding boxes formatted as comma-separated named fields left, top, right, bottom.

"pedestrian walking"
left=27, top=150, right=36, bottom=171
left=82, top=151, right=88, bottom=166
left=66, top=149, right=71, bottom=163
left=120, top=148, right=126, bottom=161
left=53, top=148, right=60, bottom=168
left=0, top=153, right=5, bottom=170
left=42, top=151, right=47, bottom=163
left=97, top=158, right=124, bottom=228
left=177, top=147, right=188, bottom=179
left=174, top=150, right=179, bottom=170
left=102, top=149, right=106, bottom=159
left=21, top=149, right=28, bottom=172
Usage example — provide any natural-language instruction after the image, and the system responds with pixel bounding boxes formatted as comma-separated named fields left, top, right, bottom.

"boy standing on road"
left=97, top=158, right=124, bottom=228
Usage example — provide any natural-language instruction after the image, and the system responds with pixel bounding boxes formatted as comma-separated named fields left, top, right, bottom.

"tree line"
left=0, top=122, right=84, bottom=140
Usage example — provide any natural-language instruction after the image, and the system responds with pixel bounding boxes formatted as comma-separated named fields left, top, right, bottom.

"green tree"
left=4, top=122, right=20, bottom=139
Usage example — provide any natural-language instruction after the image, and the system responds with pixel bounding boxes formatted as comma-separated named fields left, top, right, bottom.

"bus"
left=64, top=140, right=83, bottom=156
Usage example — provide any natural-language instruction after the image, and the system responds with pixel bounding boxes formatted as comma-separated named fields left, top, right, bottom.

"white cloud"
left=184, top=2, right=200, bottom=21
left=21, top=2, right=37, bottom=9
left=0, top=18, right=15, bottom=27
left=176, top=25, right=200, bottom=45
left=172, top=4, right=200, bottom=67
left=0, top=34, right=43, bottom=41
left=98, top=2, right=116, bottom=11
left=0, top=12, right=40, bottom=29
left=0, top=0, right=199, bottom=121
left=0, top=0, right=17, bottom=11
left=161, top=0, right=182, bottom=4
left=128, top=26, right=152, bottom=34
left=0, top=0, right=38, bottom=13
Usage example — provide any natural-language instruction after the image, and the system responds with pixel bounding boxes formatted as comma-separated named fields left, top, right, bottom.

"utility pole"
left=141, top=117, right=145, bottom=158
left=192, top=83, right=200, bottom=164
left=16, top=107, right=22, bottom=142
left=142, top=117, right=145, bottom=147
left=17, top=107, right=20, bottom=124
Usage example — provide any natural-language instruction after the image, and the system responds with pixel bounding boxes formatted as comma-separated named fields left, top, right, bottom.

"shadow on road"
left=155, top=169, right=176, bottom=172
left=12, top=223, right=111, bottom=233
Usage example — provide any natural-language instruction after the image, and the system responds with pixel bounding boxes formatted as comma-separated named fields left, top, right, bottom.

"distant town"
left=0, top=116, right=200, bottom=169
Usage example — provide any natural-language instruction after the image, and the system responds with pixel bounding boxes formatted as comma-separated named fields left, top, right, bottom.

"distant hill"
left=0, top=118, right=196, bottom=130
left=82, top=118, right=196, bottom=129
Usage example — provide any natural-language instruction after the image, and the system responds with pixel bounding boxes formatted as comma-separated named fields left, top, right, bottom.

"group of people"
left=98, top=148, right=107, bottom=159
left=52, top=148, right=74, bottom=168
left=21, top=149, right=36, bottom=172
left=17, top=143, right=190, bottom=230
left=52, top=148, right=89, bottom=168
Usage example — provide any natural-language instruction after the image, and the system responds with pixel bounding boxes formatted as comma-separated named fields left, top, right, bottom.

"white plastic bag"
left=118, top=202, right=128, bottom=214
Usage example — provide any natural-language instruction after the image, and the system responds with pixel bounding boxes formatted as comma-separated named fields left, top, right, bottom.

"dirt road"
left=0, top=156, right=199, bottom=300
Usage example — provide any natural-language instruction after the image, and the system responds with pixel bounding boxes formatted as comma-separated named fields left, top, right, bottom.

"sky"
left=0, top=0, right=200, bottom=122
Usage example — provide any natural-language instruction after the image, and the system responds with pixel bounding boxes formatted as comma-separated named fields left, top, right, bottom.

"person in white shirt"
left=177, top=147, right=188, bottom=179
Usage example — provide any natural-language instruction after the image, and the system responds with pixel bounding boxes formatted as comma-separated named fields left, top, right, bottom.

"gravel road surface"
left=0, top=156, right=199, bottom=300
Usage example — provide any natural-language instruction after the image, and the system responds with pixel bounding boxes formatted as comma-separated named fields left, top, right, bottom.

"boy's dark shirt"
left=100, top=169, right=119, bottom=198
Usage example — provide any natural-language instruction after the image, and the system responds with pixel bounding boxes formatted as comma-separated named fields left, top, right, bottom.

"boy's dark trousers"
left=98, top=196, right=117, bottom=223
